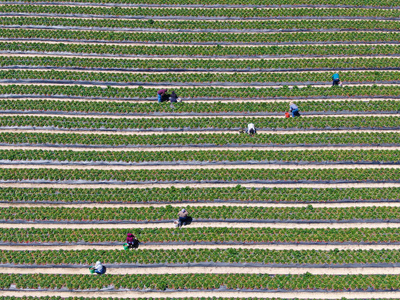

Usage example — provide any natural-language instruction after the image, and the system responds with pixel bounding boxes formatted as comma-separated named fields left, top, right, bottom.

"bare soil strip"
left=0, top=182, right=398, bottom=189
left=1, top=222, right=400, bottom=229
left=2, top=290, right=400, bottom=299
left=0, top=164, right=399, bottom=170
left=2, top=202, right=400, bottom=208
left=2, top=266, right=400, bottom=275
left=0, top=146, right=399, bottom=152
left=3, top=244, right=400, bottom=251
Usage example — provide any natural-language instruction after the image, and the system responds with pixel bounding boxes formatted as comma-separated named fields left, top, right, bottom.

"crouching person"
left=91, top=261, right=106, bottom=275
left=178, top=209, right=189, bottom=227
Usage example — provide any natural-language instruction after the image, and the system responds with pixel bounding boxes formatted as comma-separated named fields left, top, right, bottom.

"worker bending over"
left=178, top=209, right=189, bottom=227
left=332, top=73, right=342, bottom=86
left=289, top=102, right=300, bottom=117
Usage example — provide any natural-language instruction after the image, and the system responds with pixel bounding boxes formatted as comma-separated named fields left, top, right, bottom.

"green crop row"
left=0, top=227, right=397, bottom=243
left=6, top=6, right=400, bottom=19
left=0, top=69, right=398, bottom=84
left=1, top=115, right=400, bottom=130
left=2, top=149, right=400, bottom=164
left=3, top=273, right=400, bottom=290
left=2, top=186, right=400, bottom=203
left=5, top=17, right=400, bottom=31
left=3, top=42, right=400, bottom=58
left=4, top=248, right=400, bottom=265
left=0, top=168, right=399, bottom=183
left=1, top=83, right=400, bottom=100
left=2, top=205, right=400, bottom=222
left=2, top=0, right=398, bottom=7
left=2, top=29, right=400, bottom=43
left=9, top=56, right=400, bottom=72
left=7, top=5, right=400, bottom=19
left=0, top=131, right=397, bottom=146
left=4, top=99, right=400, bottom=114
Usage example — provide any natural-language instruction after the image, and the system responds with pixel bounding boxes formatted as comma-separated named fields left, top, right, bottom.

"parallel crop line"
left=0, top=164, right=399, bottom=170
left=2, top=202, right=400, bottom=208
left=0, top=129, right=398, bottom=135
left=3, top=244, right=400, bottom=251
left=1, top=222, right=400, bottom=229
left=1, top=266, right=400, bottom=275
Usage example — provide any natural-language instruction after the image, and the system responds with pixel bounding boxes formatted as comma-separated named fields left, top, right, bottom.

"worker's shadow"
left=185, top=216, right=193, bottom=226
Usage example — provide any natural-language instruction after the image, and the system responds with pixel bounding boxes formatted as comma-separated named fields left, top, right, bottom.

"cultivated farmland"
left=3, top=1, right=400, bottom=300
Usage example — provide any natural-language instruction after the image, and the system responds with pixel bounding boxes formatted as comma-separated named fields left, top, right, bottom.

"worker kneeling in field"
left=91, top=261, right=106, bottom=275
left=332, top=73, right=342, bottom=86
left=126, top=233, right=139, bottom=249
left=178, top=209, right=189, bottom=227
left=289, top=102, right=301, bottom=117
left=246, top=123, right=257, bottom=135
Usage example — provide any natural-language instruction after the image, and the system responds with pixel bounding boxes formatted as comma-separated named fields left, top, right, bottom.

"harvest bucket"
left=123, top=243, right=129, bottom=250
left=89, top=268, right=95, bottom=274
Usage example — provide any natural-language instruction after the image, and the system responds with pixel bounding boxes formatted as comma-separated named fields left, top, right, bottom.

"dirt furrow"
left=0, top=182, right=398, bottom=189
left=2, top=290, right=400, bottom=299
left=1, top=266, right=400, bottom=275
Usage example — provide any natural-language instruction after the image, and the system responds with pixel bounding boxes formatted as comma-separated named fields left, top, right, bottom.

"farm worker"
left=178, top=209, right=189, bottom=227
left=157, top=88, right=168, bottom=103
left=289, top=102, right=300, bottom=117
left=246, top=123, right=256, bottom=135
left=170, top=91, right=178, bottom=103
left=126, top=233, right=139, bottom=249
left=93, top=261, right=106, bottom=275
left=332, top=73, right=341, bottom=86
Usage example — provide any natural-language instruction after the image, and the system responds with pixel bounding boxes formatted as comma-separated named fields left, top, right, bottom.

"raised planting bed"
left=3, top=248, right=400, bottom=266
left=4, top=42, right=400, bottom=58
left=3, top=205, right=400, bottom=222
left=0, top=227, right=398, bottom=244
left=3, top=29, right=400, bottom=44
left=1, top=149, right=400, bottom=165
left=0, top=131, right=399, bottom=147
left=0, top=167, right=400, bottom=184
left=3, top=273, right=400, bottom=291
left=2, top=186, right=400, bottom=204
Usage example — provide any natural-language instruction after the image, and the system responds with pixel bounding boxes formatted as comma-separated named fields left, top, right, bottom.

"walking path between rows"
left=1, top=182, right=399, bottom=189
left=0, top=146, right=398, bottom=152
left=3, top=290, right=400, bottom=299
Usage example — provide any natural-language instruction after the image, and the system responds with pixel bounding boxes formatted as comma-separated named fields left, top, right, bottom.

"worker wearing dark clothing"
left=332, top=73, right=340, bottom=86
left=178, top=209, right=189, bottom=227
left=170, top=91, right=178, bottom=103
left=126, top=233, right=139, bottom=249
left=157, top=89, right=168, bottom=103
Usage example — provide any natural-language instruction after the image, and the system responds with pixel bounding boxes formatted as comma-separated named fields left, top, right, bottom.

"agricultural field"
left=4, top=0, right=400, bottom=300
